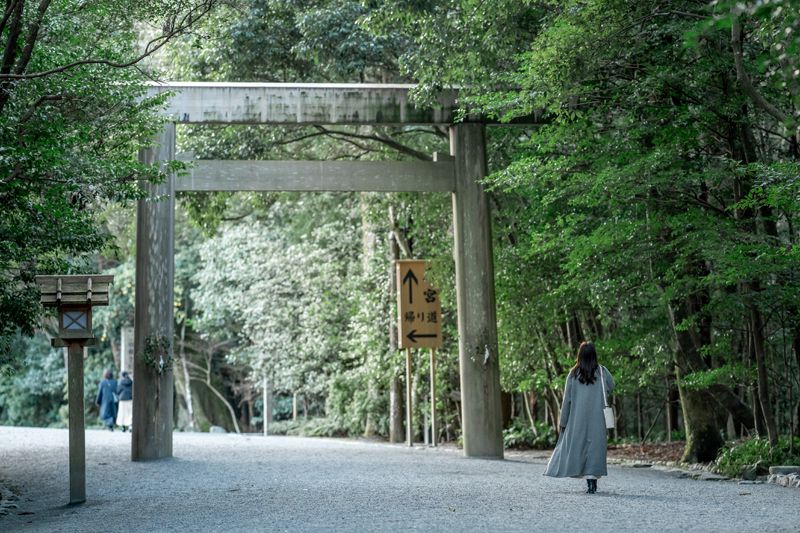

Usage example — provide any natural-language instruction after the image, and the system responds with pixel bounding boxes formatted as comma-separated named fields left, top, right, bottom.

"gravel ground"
left=0, top=426, right=797, bottom=532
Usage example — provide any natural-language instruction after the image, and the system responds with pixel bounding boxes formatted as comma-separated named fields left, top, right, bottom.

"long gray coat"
left=544, top=366, right=614, bottom=478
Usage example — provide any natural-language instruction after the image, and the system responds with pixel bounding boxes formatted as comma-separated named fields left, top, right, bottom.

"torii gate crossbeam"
left=133, top=83, right=503, bottom=460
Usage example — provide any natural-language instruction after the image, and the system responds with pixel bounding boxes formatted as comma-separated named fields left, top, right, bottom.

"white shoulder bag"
left=600, top=366, right=616, bottom=430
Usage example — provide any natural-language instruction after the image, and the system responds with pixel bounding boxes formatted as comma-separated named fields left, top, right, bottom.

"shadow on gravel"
left=549, top=491, right=668, bottom=501
left=503, top=458, right=548, bottom=465
left=592, top=493, right=669, bottom=501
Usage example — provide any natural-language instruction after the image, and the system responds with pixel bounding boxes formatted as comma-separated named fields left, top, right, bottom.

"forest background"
left=2, top=0, right=800, bottom=475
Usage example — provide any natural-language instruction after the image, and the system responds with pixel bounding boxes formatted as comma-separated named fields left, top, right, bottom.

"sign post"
left=395, top=260, right=442, bottom=447
left=263, top=372, right=272, bottom=437
left=405, top=347, right=413, bottom=446
left=35, top=275, right=113, bottom=505
left=430, top=348, right=437, bottom=447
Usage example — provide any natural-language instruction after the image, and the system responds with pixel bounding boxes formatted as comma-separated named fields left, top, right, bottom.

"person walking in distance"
left=95, top=369, right=118, bottom=431
left=544, top=341, right=615, bottom=494
left=116, top=371, right=133, bottom=432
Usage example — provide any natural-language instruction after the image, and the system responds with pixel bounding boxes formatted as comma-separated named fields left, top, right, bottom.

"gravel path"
left=0, top=426, right=796, bottom=532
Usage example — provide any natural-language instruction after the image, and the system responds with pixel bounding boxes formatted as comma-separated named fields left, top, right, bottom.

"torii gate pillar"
left=132, top=123, right=176, bottom=461
left=450, top=123, right=504, bottom=459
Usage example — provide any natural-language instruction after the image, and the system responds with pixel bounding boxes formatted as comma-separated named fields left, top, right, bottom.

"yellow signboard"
left=396, top=260, right=442, bottom=349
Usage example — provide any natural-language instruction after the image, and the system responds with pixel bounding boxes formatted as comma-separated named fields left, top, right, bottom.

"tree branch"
left=268, top=130, right=330, bottom=147
left=322, top=132, right=380, bottom=155
left=18, top=93, right=63, bottom=124
left=730, top=9, right=795, bottom=136
left=392, top=127, right=449, bottom=140
left=13, top=0, right=50, bottom=75
left=0, top=0, right=24, bottom=75
left=686, top=193, right=730, bottom=218
left=221, top=210, right=254, bottom=222
left=0, top=1, right=217, bottom=80
left=0, top=0, right=22, bottom=37
left=314, top=126, right=432, bottom=161
left=388, top=205, right=412, bottom=257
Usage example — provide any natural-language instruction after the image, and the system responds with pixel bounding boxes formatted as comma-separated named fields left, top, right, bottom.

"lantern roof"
left=35, top=275, right=113, bottom=307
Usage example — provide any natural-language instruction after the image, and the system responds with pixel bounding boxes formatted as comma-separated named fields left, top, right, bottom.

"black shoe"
left=589, top=479, right=597, bottom=494
left=586, top=480, right=593, bottom=493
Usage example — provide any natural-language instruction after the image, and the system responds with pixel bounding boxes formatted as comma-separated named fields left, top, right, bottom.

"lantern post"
left=35, top=275, right=113, bottom=505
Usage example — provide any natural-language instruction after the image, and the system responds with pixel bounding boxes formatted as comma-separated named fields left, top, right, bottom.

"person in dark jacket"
left=95, top=369, right=118, bottom=431
left=116, top=371, right=133, bottom=432
left=544, top=341, right=615, bottom=494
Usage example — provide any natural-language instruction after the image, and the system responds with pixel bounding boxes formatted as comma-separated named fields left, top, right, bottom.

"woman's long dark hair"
left=571, top=342, right=599, bottom=385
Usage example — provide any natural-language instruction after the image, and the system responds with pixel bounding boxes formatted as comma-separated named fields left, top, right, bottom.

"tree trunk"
left=179, top=319, right=196, bottom=431
left=752, top=385, right=764, bottom=437
left=636, top=392, right=644, bottom=441
left=523, top=391, right=538, bottom=435
left=676, top=370, right=723, bottom=462
left=387, top=213, right=404, bottom=443
left=794, top=330, right=800, bottom=381
left=362, top=193, right=379, bottom=437
left=666, top=373, right=680, bottom=441
left=750, top=306, right=778, bottom=445
left=612, top=396, right=621, bottom=441
left=110, top=336, right=121, bottom=374
left=708, top=384, right=754, bottom=431
left=191, top=376, right=240, bottom=434
left=412, top=370, right=421, bottom=441
left=668, top=300, right=724, bottom=462
left=263, top=373, right=272, bottom=436
left=544, top=391, right=560, bottom=431
left=364, top=381, right=377, bottom=437
left=388, top=376, right=403, bottom=442
left=726, top=114, right=779, bottom=444
left=501, top=391, right=512, bottom=429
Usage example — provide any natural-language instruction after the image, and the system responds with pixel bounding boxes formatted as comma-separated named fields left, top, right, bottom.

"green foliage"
left=168, top=0, right=404, bottom=82
left=362, top=0, right=542, bottom=108
left=714, top=437, right=800, bottom=478
left=679, top=364, right=755, bottom=391
left=269, top=417, right=350, bottom=438
left=0, top=334, right=65, bottom=426
left=0, top=1, right=217, bottom=368
left=502, top=418, right=557, bottom=450
left=0, top=331, right=118, bottom=428
left=361, top=0, right=800, bottom=458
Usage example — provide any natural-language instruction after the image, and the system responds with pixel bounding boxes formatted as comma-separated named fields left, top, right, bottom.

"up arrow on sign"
left=402, top=268, right=418, bottom=305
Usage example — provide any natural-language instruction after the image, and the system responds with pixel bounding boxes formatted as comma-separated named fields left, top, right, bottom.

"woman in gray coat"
left=544, top=341, right=614, bottom=494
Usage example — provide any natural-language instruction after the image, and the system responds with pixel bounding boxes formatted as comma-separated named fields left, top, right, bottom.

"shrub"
left=503, top=419, right=557, bottom=450
left=268, top=417, right=350, bottom=438
left=714, top=436, right=800, bottom=478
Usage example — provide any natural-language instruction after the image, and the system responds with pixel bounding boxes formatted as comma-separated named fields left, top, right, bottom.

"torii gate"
left=133, top=82, right=503, bottom=460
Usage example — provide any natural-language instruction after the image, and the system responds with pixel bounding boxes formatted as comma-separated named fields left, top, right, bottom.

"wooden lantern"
left=35, top=275, right=113, bottom=346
